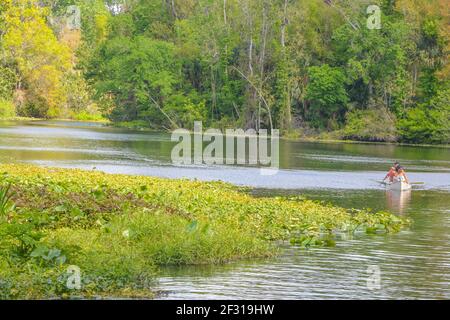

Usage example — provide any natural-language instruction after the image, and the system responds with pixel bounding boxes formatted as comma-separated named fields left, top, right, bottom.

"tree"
left=93, top=35, right=181, bottom=127
left=1, top=0, right=72, bottom=117
left=398, top=86, right=450, bottom=144
left=305, top=65, right=348, bottom=129
left=1, top=0, right=447, bottom=144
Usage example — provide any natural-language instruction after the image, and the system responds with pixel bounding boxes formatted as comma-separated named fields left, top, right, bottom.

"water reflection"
left=1, top=121, right=450, bottom=174
left=386, top=190, right=412, bottom=215
left=1, top=121, right=449, bottom=299
left=157, top=190, right=450, bottom=300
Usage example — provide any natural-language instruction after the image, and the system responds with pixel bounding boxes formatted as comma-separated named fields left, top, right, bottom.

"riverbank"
left=0, top=164, right=409, bottom=299
left=283, top=135, right=450, bottom=149
left=0, top=116, right=110, bottom=124
left=110, top=121, right=449, bottom=148
left=0, top=117, right=447, bottom=148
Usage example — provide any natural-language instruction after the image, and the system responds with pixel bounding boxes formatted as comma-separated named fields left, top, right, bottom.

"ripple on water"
left=1, top=121, right=449, bottom=299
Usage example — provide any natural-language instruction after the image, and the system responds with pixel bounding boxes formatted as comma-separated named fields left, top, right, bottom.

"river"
left=0, top=120, right=449, bottom=299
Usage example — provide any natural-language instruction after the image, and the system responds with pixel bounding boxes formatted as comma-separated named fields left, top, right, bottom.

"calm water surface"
left=0, top=120, right=449, bottom=299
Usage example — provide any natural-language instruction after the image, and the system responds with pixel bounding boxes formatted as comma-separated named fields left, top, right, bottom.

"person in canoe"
left=395, top=165, right=410, bottom=184
left=383, top=162, right=399, bottom=183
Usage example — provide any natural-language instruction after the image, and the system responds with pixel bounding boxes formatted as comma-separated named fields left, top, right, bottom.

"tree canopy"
left=0, top=0, right=448, bottom=143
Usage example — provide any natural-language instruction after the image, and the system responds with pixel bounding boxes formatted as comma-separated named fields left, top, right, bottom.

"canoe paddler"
left=383, top=162, right=399, bottom=183
left=395, top=165, right=409, bottom=184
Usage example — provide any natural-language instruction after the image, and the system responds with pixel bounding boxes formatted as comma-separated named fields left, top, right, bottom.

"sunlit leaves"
left=1, top=0, right=72, bottom=118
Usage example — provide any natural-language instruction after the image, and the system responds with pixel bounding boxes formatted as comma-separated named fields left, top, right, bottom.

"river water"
left=0, top=120, right=449, bottom=299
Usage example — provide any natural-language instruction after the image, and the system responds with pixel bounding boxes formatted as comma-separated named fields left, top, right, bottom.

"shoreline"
left=1, top=117, right=447, bottom=148
left=281, top=136, right=450, bottom=149
left=0, top=116, right=110, bottom=124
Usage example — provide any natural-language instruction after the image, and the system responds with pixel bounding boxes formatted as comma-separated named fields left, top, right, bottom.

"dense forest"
left=0, top=0, right=448, bottom=143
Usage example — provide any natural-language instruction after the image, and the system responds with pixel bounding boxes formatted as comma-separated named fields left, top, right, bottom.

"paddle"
left=371, top=179, right=424, bottom=185
left=371, top=179, right=388, bottom=185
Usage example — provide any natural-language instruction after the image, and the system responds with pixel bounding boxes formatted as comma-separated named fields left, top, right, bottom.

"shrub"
left=0, top=99, right=16, bottom=118
left=398, top=88, right=450, bottom=144
left=16, top=96, right=49, bottom=118
left=71, top=110, right=106, bottom=122
left=341, top=108, right=397, bottom=142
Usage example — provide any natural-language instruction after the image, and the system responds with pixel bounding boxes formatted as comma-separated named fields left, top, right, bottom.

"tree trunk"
left=223, top=0, right=227, bottom=24
left=211, top=65, right=217, bottom=120
left=258, top=2, right=269, bottom=131
left=281, top=0, right=288, bottom=48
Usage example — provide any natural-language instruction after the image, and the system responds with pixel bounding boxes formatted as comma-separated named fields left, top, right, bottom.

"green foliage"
left=0, top=0, right=448, bottom=143
left=305, top=65, right=348, bottom=128
left=63, top=73, right=92, bottom=113
left=0, top=183, right=15, bottom=220
left=342, top=107, right=397, bottom=142
left=1, top=0, right=72, bottom=118
left=163, top=96, right=207, bottom=129
left=0, top=99, right=15, bottom=118
left=0, top=66, right=17, bottom=100
left=92, top=36, right=180, bottom=126
left=332, top=13, right=414, bottom=115
left=70, top=109, right=106, bottom=122
left=398, top=87, right=450, bottom=144
left=0, top=164, right=409, bottom=298
left=1, top=222, right=43, bottom=256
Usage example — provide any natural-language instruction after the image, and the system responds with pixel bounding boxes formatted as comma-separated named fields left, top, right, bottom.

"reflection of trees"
left=128, top=136, right=174, bottom=162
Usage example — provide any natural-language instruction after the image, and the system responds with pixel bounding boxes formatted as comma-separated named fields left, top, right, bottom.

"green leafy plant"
left=0, top=183, right=15, bottom=220
left=342, top=107, right=398, bottom=142
left=0, top=99, right=16, bottom=118
left=0, top=222, right=43, bottom=257
left=30, top=245, right=67, bottom=266
left=0, top=164, right=410, bottom=298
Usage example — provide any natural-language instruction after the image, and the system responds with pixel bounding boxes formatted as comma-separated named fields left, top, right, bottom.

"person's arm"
left=383, top=169, right=392, bottom=181
left=403, top=172, right=409, bottom=184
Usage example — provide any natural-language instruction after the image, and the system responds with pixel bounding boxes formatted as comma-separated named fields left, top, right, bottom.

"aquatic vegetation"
left=0, top=164, right=409, bottom=298
left=0, top=183, right=15, bottom=221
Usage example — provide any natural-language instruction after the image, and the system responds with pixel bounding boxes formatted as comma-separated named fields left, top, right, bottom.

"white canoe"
left=386, top=181, right=412, bottom=191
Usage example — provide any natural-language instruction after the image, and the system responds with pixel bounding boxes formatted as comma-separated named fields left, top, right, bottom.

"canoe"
left=386, top=180, right=412, bottom=191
